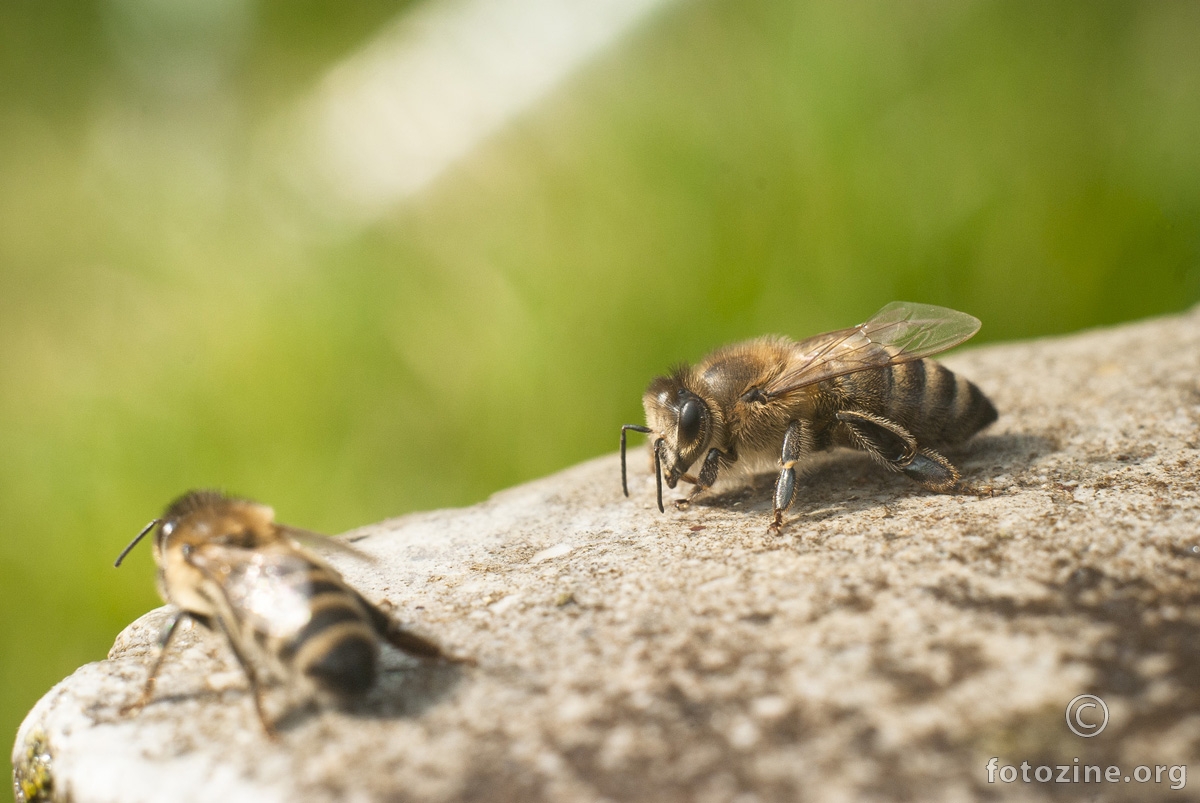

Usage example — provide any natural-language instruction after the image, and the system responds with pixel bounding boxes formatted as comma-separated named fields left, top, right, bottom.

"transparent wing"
left=763, top=301, right=982, bottom=396
left=191, top=544, right=319, bottom=639
left=278, top=525, right=377, bottom=564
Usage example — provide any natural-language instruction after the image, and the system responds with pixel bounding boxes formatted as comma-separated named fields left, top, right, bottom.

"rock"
left=13, top=307, right=1200, bottom=803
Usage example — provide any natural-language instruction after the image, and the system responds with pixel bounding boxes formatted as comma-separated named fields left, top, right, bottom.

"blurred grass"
left=3, top=0, right=1200, bottom=794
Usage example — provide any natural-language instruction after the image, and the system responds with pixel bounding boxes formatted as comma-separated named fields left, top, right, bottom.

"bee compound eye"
left=678, top=397, right=704, bottom=444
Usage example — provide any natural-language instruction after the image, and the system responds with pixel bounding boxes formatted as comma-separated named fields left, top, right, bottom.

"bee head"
left=114, top=490, right=277, bottom=569
left=643, top=371, right=713, bottom=491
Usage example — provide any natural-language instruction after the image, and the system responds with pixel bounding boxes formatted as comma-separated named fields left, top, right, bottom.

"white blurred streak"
left=300, top=0, right=673, bottom=218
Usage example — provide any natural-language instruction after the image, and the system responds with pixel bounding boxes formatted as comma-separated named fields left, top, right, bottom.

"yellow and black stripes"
left=122, top=489, right=454, bottom=736
left=885, top=359, right=996, bottom=445
left=290, top=593, right=379, bottom=695
left=270, top=568, right=381, bottom=696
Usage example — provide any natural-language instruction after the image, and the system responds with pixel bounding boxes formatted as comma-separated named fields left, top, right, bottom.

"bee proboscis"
left=114, top=490, right=455, bottom=736
left=621, top=301, right=998, bottom=533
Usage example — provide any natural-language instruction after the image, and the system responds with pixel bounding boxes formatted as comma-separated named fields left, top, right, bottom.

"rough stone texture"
left=14, top=307, right=1200, bottom=803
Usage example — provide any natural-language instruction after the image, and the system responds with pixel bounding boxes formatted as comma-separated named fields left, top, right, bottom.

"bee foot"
left=440, top=652, right=478, bottom=667
left=673, top=498, right=691, bottom=511
left=118, top=700, right=147, bottom=717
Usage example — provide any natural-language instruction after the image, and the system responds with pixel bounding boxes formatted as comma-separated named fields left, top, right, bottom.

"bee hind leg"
left=361, top=593, right=475, bottom=665
left=835, top=410, right=959, bottom=493
left=901, top=448, right=959, bottom=493
left=384, top=625, right=446, bottom=659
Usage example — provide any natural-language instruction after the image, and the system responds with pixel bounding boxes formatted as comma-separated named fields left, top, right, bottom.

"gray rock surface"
left=14, top=307, right=1200, bottom=803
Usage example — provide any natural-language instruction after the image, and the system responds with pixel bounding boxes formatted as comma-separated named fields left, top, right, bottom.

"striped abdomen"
left=850, top=358, right=997, bottom=445
left=227, top=554, right=382, bottom=697
left=285, top=573, right=380, bottom=696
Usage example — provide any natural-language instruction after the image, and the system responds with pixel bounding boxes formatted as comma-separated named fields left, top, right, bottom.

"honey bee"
left=114, top=490, right=452, bottom=735
left=621, top=302, right=997, bottom=533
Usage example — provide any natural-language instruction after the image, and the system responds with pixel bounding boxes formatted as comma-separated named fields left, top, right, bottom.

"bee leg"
left=836, top=410, right=959, bottom=492
left=901, top=447, right=960, bottom=492
left=383, top=624, right=446, bottom=659
left=121, top=609, right=193, bottom=716
left=390, top=625, right=476, bottom=666
left=835, top=409, right=916, bottom=464
left=675, top=447, right=725, bottom=510
left=210, top=618, right=278, bottom=739
left=360, top=593, right=475, bottom=665
left=770, top=420, right=811, bottom=535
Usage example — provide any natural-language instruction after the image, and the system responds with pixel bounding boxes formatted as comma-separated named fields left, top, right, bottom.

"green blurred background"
left=3, top=0, right=1199, bottom=792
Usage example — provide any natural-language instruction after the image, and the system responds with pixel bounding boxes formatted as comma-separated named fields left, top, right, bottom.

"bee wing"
left=277, top=525, right=378, bottom=564
left=763, top=302, right=982, bottom=396
left=189, top=543, right=319, bottom=638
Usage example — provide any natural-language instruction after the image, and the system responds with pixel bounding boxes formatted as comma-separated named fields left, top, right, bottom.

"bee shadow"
left=954, top=432, right=1058, bottom=472
left=343, top=656, right=467, bottom=721
left=692, top=432, right=1056, bottom=520
left=267, top=658, right=465, bottom=733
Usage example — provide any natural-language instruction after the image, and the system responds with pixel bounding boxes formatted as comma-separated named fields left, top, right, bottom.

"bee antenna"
left=620, top=424, right=652, bottom=497
left=653, top=438, right=665, bottom=513
left=114, top=519, right=160, bottom=567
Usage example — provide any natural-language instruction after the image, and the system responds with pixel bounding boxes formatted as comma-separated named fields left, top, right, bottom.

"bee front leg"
left=675, top=447, right=728, bottom=510
left=770, top=420, right=812, bottom=535
left=121, top=609, right=193, bottom=716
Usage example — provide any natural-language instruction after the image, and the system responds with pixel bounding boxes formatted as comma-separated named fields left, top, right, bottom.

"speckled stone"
left=14, top=306, right=1200, bottom=803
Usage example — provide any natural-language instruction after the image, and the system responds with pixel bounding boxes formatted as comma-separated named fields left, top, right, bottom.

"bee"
left=621, top=302, right=997, bottom=533
left=113, top=490, right=452, bottom=736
